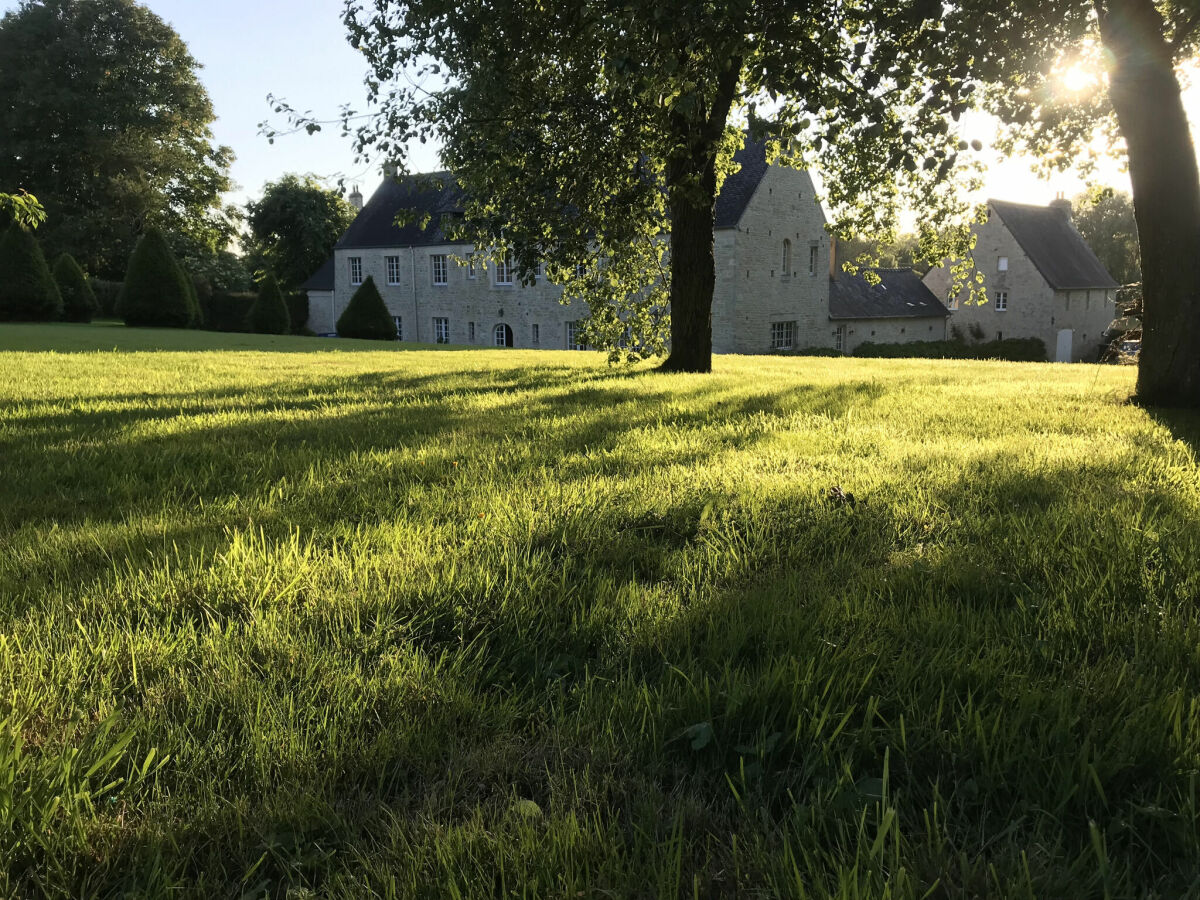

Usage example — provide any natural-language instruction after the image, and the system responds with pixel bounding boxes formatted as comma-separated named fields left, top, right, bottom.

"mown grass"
left=2, top=322, right=1199, bottom=898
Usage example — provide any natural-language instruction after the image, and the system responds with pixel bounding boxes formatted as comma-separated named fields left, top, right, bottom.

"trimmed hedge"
left=247, top=274, right=291, bottom=335
left=286, top=291, right=309, bottom=334
left=90, top=279, right=123, bottom=318
left=853, top=338, right=1047, bottom=362
left=0, top=225, right=62, bottom=321
left=52, top=253, right=98, bottom=322
left=200, top=292, right=255, bottom=332
left=337, top=277, right=396, bottom=340
left=117, top=227, right=194, bottom=328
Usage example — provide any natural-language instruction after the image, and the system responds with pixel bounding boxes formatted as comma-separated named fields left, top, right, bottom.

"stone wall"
left=838, top=316, right=949, bottom=354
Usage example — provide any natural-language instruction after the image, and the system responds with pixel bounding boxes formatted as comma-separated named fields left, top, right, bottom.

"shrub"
left=116, top=227, right=194, bottom=328
left=853, top=338, right=1048, bottom=362
left=89, top=279, right=123, bottom=317
left=775, top=346, right=844, bottom=357
left=286, top=291, right=309, bottom=334
left=201, top=292, right=255, bottom=332
left=0, top=225, right=62, bottom=321
left=246, top=273, right=291, bottom=334
left=52, top=253, right=98, bottom=322
left=337, top=277, right=396, bottom=340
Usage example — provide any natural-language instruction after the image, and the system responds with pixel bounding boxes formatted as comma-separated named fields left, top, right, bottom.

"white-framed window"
left=386, top=256, right=401, bottom=285
left=771, top=320, right=795, bottom=350
left=574, top=262, right=586, bottom=278
left=494, top=253, right=513, bottom=285
left=349, top=257, right=363, bottom=285
left=835, top=324, right=847, bottom=353
left=782, top=239, right=792, bottom=278
left=535, top=261, right=545, bottom=281
left=468, top=321, right=475, bottom=341
left=431, top=254, right=448, bottom=286
left=494, top=323, right=514, bottom=347
left=434, top=317, right=449, bottom=344
left=392, top=316, right=403, bottom=340
left=567, top=320, right=586, bottom=350
left=532, top=323, right=540, bottom=344
left=995, top=290, right=1009, bottom=311
left=948, top=294, right=960, bottom=310
left=809, top=243, right=819, bottom=276
left=998, top=256, right=1009, bottom=272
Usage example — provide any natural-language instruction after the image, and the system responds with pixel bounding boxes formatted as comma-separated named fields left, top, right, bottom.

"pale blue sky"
left=8, top=0, right=1187, bottom=213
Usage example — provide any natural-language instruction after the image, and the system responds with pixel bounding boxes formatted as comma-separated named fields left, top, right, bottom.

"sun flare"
left=1057, top=61, right=1101, bottom=95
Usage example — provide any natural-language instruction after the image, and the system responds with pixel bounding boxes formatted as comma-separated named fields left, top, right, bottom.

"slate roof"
left=990, top=199, right=1119, bottom=290
left=334, top=172, right=467, bottom=251
left=829, top=267, right=951, bottom=320
left=300, top=256, right=335, bottom=292
left=330, top=140, right=772, bottom=254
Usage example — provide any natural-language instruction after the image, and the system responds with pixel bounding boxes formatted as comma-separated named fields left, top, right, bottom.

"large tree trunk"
left=1099, top=0, right=1200, bottom=407
left=661, top=161, right=719, bottom=373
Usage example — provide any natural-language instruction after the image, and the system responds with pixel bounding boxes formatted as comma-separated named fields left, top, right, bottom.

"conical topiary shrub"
left=246, top=273, right=291, bottom=335
left=52, top=253, right=98, bottom=322
left=116, top=227, right=193, bottom=328
left=0, top=225, right=63, bottom=321
left=336, top=276, right=397, bottom=340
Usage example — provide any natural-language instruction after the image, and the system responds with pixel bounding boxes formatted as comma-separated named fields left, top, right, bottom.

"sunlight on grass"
left=1, top=323, right=1198, bottom=897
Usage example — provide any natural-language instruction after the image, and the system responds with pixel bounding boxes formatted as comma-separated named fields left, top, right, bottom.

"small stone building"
left=828, top=266, right=950, bottom=354
left=922, top=199, right=1119, bottom=362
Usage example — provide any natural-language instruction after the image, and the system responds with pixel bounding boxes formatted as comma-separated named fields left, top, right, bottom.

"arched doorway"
left=494, top=323, right=514, bottom=347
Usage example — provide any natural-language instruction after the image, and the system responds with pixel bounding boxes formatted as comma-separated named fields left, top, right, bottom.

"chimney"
left=349, top=185, right=363, bottom=212
left=1049, top=192, right=1072, bottom=221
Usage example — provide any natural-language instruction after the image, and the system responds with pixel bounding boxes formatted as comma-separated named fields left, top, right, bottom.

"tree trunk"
left=1099, top=0, right=1200, bottom=407
left=661, top=160, right=719, bottom=373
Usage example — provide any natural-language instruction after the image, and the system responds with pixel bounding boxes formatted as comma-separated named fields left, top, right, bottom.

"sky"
left=9, top=0, right=1199, bottom=217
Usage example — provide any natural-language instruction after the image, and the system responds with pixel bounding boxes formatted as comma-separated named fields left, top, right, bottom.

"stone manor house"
left=303, top=140, right=1116, bottom=358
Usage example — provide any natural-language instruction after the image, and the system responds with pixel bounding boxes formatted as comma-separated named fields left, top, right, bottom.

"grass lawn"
left=2, top=322, right=1200, bottom=898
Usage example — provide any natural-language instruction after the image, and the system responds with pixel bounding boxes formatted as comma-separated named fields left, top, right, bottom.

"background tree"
left=0, top=225, right=62, bottom=321
left=117, top=227, right=196, bottom=328
left=245, top=175, right=357, bottom=289
left=1070, top=188, right=1141, bottom=287
left=940, top=0, right=1200, bottom=405
left=841, top=233, right=926, bottom=274
left=0, top=0, right=236, bottom=278
left=337, top=276, right=397, bottom=340
left=303, top=0, right=983, bottom=372
left=52, top=253, right=99, bottom=323
left=246, top=273, right=291, bottom=335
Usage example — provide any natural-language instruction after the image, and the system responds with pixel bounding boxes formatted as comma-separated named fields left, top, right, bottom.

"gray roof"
left=990, top=199, right=1119, bottom=290
left=300, top=256, right=335, bottom=292
left=334, top=172, right=466, bottom=251
left=330, top=140, right=772, bottom=253
left=829, top=267, right=951, bottom=320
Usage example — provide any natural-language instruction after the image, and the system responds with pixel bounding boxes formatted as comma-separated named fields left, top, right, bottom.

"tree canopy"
left=0, top=0, right=236, bottom=279
left=311, top=0, right=984, bottom=370
left=1071, top=188, right=1141, bottom=287
left=245, top=175, right=358, bottom=290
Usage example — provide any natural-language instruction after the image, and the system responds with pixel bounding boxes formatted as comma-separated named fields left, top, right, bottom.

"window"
left=434, top=317, right=449, bottom=344
left=835, top=325, right=846, bottom=353
left=468, top=321, right=475, bottom=341
left=782, top=240, right=792, bottom=278
left=495, top=253, right=513, bottom=285
left=948, top=294, right=960, bottom=310
left=467, top=259, right=476, bottom=280
left=349, top=257, right=363, bottom=285
left=567, top=321, right=586, bottom=350
left=574, top=262, right=586, bottom=278
left=535, top=261, right=545, bottom=280
left=392, top=316, right=403, bottom=340
left=494, top=323, right=514, bottom=347
left=770, top=321, right=795, bottom=350
left=532, top=323, right=540, bottom=344
left=431, top=254, right=448, bottom=285
left=998, top=256, right=1009, bottom=272
left=386, top=256, right=401, bottom=285
left=995, top=290, right=1009, bottom=311
left=809, top=243, right=819, bottom=276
